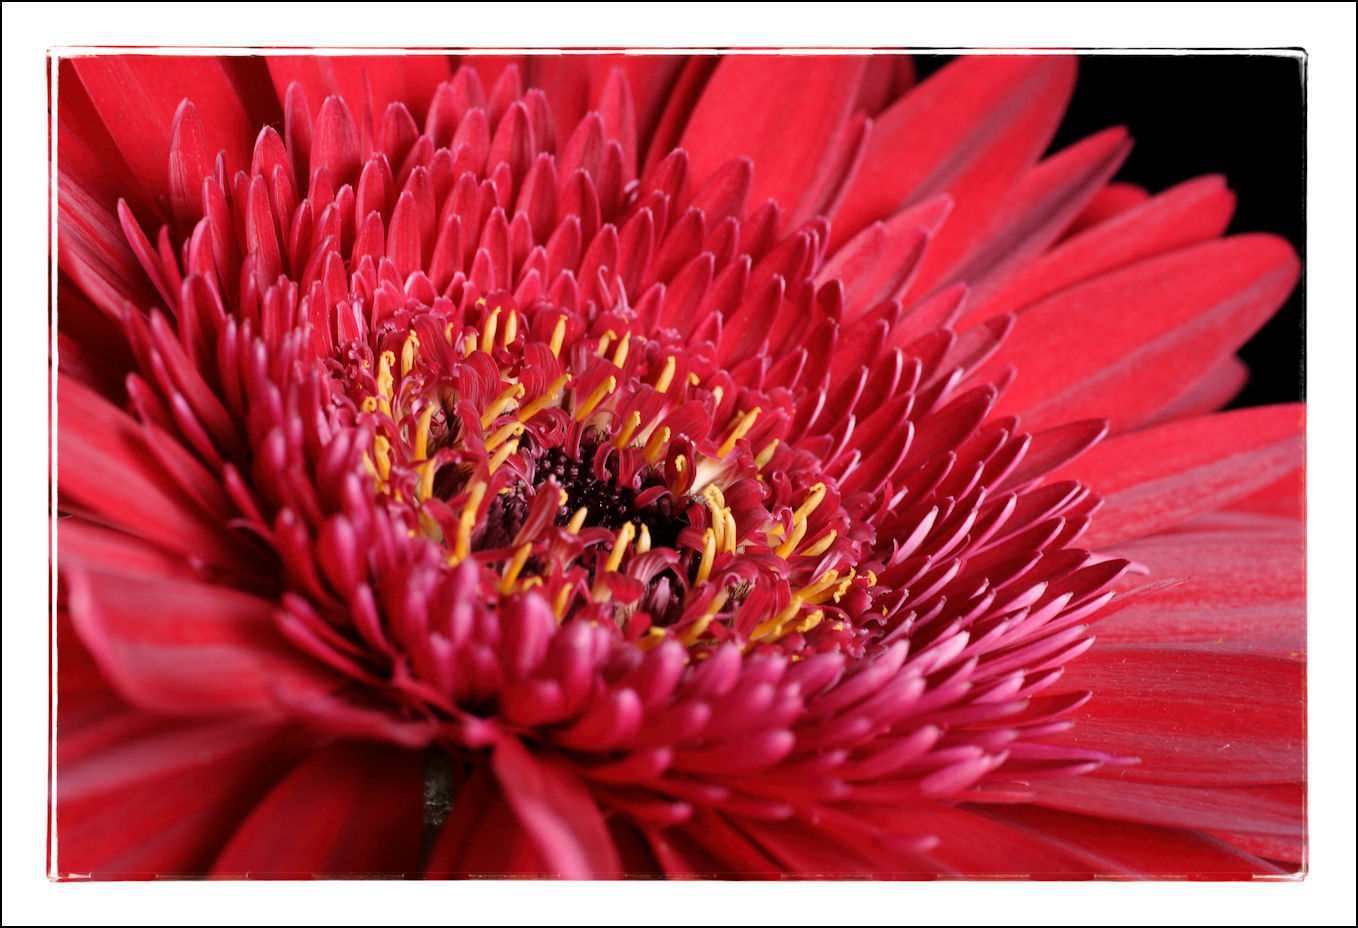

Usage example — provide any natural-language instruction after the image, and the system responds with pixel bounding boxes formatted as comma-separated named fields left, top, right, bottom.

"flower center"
left=328, top=290, right=875, bottom=657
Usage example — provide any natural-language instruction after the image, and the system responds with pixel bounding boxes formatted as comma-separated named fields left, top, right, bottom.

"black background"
left=916, top=54, right=1306, bottom=407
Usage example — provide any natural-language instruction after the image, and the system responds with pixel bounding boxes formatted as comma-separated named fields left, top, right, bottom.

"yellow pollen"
left=360, top=395, right=379, bottom=414
left=774, top=518, right=808, bottom=559
left=799, top=529, right=838, bottom=558
left=596, top=330, right=616, bottom=357
left=754, top=439, right=779, bottom=471
left=453, top=481, right=487, bottom=562
left=832, top=568, right=858, bottom=604
left=566, top=507, right=589, bottom=534
left=695, top=527, right=717, bottom=584
left=655, top=355, right=677, bottom=393
left=373, top=435, right=392, bottom=481
left=549, top=315, right=567, bottom=358
left=635, top=523, right=652, bottom=554
left=793, top=482, right=828, bottom=525
left=499, top=543, right=533, bottom=593
left=613, top=410, right=642, bottom=449
left=481, top=307, right=501, bottom=352
left=604, top=522, right=636, bottom=573
left=718, top=407, right=761, bottom=458
left=484, top=420, right=525, bottom=453
left=481, top=383, right=526, bottom=428
left=574, top=376, right=617, bottom=422
left=400, top=331, right=420, bottom=377
left=488, top=438, right=519, bottom=474
left=796, top=610, right=825, bottom=635
left=643, top=426, right=671, bottom=464
left=414, top=404, right=436, bottom=461
left=502, top=309, right=518, bottom=346
left=518, top=373, right=572, bottom=422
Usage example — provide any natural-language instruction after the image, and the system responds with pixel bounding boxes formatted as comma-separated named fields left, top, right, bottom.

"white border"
left=5, top=3, right=1355, bottom=926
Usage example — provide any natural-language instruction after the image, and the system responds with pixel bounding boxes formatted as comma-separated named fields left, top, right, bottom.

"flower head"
left=53, top=52, right=1304, bottom=879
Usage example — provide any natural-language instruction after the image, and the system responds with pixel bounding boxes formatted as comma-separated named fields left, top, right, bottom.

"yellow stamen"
left=754, top=439, right=779, bottom=471
left=643, top=426, right=671, bottom=464
left=574, top=376, right=616, bottom=422
left=793, top=482, right=828, bottom=525
left=499, top=543, right=533, bottom=593
left=688, top=372, right=701, bottom=386
left=481, top=307, right=501, bottom=352
left=655, top=355, right=677, bottom=393
left=832, top=568, right=858, bottom=603
left=596, top=330, right=616, bottom=357
left=376, top=350, right=396, bottom=417
left=414, top=404, right=436, bottom=461
left=549, top=315, right=567, bottom=358
left=710, top=384, right=724, bottom=409
left=695, top=528, right=717, bottom=584
left=484, top=420, right=525, bottom=452
left=488, top=438, right=519, bottom=474
left=418, top=459, right=436, bottom=502
left=799, top=529, right=838, bottom=558
left=679, top=589, right=728, bottom=646
left=635, top=523, right=652, bottom=555
left=613, top=410, right=642, bottom=449
left=444, top=321, right=456, bottom=345
left=518, top=373, right=572, bottom=422
left=400, top=331, right=420, bottom=377
left=774, top=518, right=808, bottom=559
left=722, top=510, right=738, bottom=554
left=798, top=569, right=841, bottom=605
left=453, top=481, right=487, bottom=562
left=552, top=583, right=574, bottom=619
left=718, top=407, right=761, bottom=458
left=360, top=395, right=379, bottom=414
left=502, top=309, right=518, bottom=346
left=604, top=522, right=636, bottom=573
left=373, top=435, right=392, bottom=480
left=611, top=332, right=631, bottom=368
left=566, top=507, right=589, bottom=534
left=636, top=626, right=667, bottom=651
left=481, top=383, right=526, bottom=428
left=464, top=331, right=479, bottom=355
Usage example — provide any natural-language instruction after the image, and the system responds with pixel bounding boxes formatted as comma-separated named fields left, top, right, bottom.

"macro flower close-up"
left=51, top=50, right=1306, bottom=879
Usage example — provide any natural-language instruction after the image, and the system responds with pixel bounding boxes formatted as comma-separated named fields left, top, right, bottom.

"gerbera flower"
left=52, top=51, right=1305, bottom=879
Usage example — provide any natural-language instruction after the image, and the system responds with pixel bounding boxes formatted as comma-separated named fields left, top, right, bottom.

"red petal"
left=979, top=805, right=1285, bottom=877
left=831, top=55, right=1076, bottom=251
left=679, top=55, right=866, bottom=224
left=1054, top=645, right=1304, bottom=785
left=212, top=741, right=423, bottom=877
left=491, top=737, right=624, bottom=878
left=70, top=55, right=254, bottom=192
left=967, top=174, right=1238, bottom=322
left=1054, top=404, right=1304, bottom=546
left=982, top=235, right=1300, bottom=432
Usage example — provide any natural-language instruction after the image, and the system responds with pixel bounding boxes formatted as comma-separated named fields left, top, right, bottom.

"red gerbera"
left=51, top=51, right=1305, bottom=879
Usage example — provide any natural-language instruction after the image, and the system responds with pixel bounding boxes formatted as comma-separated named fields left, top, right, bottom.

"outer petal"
left=211, top=741, right=424, bottom=877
